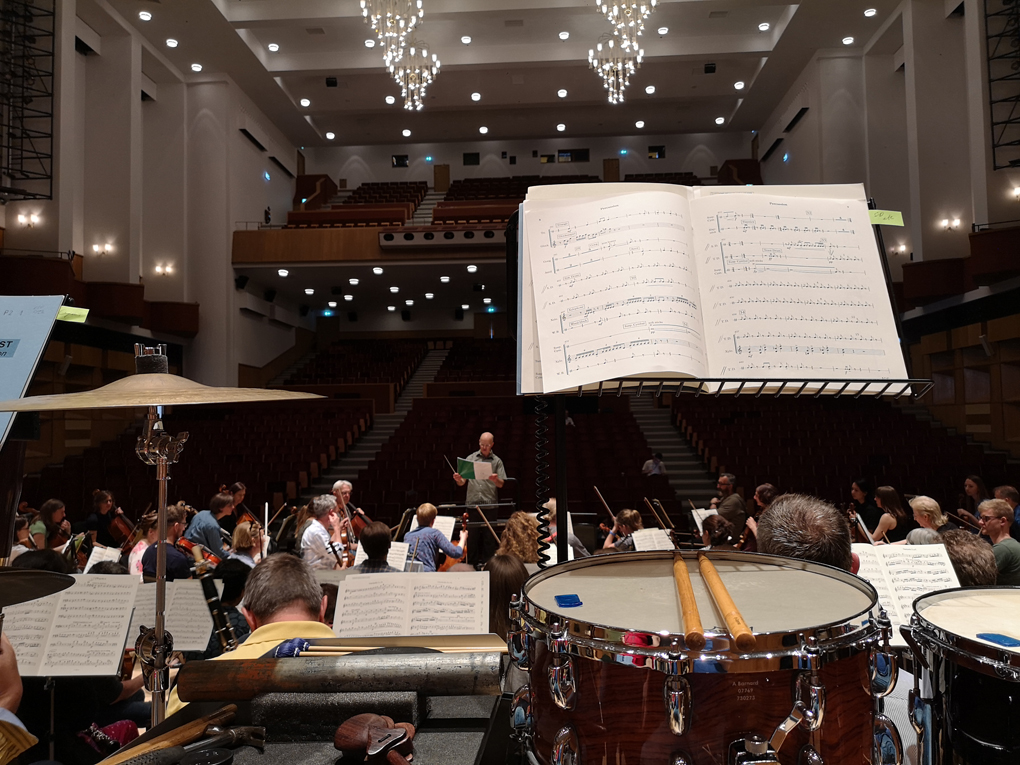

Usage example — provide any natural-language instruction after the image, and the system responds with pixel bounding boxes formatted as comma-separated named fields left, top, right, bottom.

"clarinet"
left=188, top=545, right=238, bottom=653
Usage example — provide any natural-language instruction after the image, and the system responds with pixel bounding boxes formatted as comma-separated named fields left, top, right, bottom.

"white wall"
left=304, top=132, right=752, bottom=188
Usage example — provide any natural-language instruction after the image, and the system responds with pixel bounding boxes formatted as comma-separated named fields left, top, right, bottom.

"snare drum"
left=508, top=550, right=890, bottom=765
left=907, top=587, right=1020, bottom=764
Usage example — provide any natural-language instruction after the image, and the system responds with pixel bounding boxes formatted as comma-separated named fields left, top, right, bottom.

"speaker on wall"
left=454, top=308, right=464, bottom=321
left=264, top=288, right=277, bottom=303
left=234, top=275, right=249, bottom=290
left=401, top=310, right=411, bottom=322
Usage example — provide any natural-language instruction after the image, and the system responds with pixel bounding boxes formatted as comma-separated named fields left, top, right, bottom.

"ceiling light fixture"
left=365, top=38, right=376, bottom=48
left=657, top=26, right=668, bottom=35
left=597, top=1, right=657, bottom=49
left=329, top=301, right=337, bottom=307
left=373, top=267, right=384, bottom=275
left=734, top=81, right=745, bottom=90
left=461, top=35, right=472, bottom=44
left=138, top=11, right=152, bottom=21
left=467, top=265, right=478, bottom=273
left=471, top=92, right=481, bottom=101
left=715, top=117, right=725, bottom=125
left=758, top=22, right=770, bottom=31
left=635, top=120, right=644, bottom=128
left=278, top=269, right=289, bottom=277
left=557, top=123, right=566, bottom=131
left=405, top=299, right=414, bottom=305
left=479, top=126, right=489, bottom=134
left=390, top=38, right=440, bottom=110
left=166, top=39, right=178, bottom=48
left=344, top=294, right=354, bottom=301
left=305, top=288, right=315, bottom=295
left=842, top=36, right=855, bottom=45
left=557, top=88, right=568, bottom=98
left=402, top=129, right=411, bottom=137
left=268, top=43, right=280, bottom=52
left=864, top=8, right=877, bottom=16
left=385, top=95, right=396, bottom=105
left=390, top=286, right=399, bottom=292
left=483, top=297, right=492, bottom=304
left=559, top=31, right=570, bottom=40
left=388, top=305, right=396, bottom=311
left=461, top=304, right=469, bottom=310
left=425, top=292, right=434, bottom=299
left=300, top=98, right=311, bottom=107
left=645, top=84, right=655, bottom=95
left=589, top=33, right=642, bottom=104
left=191, top=63, right=203, bottom=72
left=440, top=275, right=450, bottom=282
left=349, top=278, right=360, bottom=285
left=325, top=131, right=335, bottom=139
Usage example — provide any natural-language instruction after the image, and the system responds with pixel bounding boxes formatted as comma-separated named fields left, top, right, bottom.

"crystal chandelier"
left=389, top=39, right=440, bottom=111
left=595, top=0, right=656, bottom=49
left=589, top=33, right=642, bottom=104
left=361, top=0, right=424, bottom=66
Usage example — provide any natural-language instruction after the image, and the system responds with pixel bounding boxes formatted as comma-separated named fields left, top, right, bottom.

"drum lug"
left=663, top=675, right=692, bottom=737
left=509, top=683, right=534, bottom=742
left=551, top=725, right=579, bottom=765
left=797, top=745, right=823, bottom=765
left=728, top=734, right=780, bottom=764
left=872, top=712, right=903, bottom=765
left=508, top=595, right=532, bottom=671
left=669, top=753, right=694, bottom=765
left=869, top=609, right=898, bottom=699
left=547, top=656, right=576, bottom=710
left=795, top=670, right=825, bottom=732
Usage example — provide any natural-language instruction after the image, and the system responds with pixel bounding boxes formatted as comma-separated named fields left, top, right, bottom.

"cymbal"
left=0, top=569, right=75, bottom=608
left=0, top=373, right=322, bottom=412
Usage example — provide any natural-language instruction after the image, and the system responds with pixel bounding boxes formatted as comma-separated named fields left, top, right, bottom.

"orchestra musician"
left=10, top=516, right=33, bottom=561
left=496, top=511, right=540, bottom=564
left=452, top=432, right=506, bottom=506
left=221, top=481, right=247, bottom=535
left=741, top=483, right=778, bottom=552
left=405, top=503, right=468, bottom=572
left=229, top=521, right=265, bottom=568
left=183, top=492, right=234, bottom=559
left=300, top=495, right=347, bottom=570
left=29, top=499, right=70, bottom=550
left=127, top=512, right=159, bottom=580
left=542, top=499, right=590, bottom=559
left=602, top=508, right=643, bottom=552
left=141, top=503, right=192, bottom=581
left=86, top=489, right=125, bottom=547
left=332, top=480, right=369, bottom=530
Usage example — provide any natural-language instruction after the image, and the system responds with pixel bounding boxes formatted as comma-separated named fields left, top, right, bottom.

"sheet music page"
left=523, top=190, right=707, bottom=392
left=333, top=575, right=411, bottom=637
left=127, top=583, right=158, bottom=649
left=36, top=575, right=137, bottom=676
left=353, top=541, right=410, bottom=571
left=83, top=545, right=124, bottom=573
left=690, top=508, right=717, bottom=534
left=314, top=569, right=345, bottom=587
left=632, top=528, right=675, bottom=551
left=851, top=545, right=897, bottom=620
left=5, top=592, right=61, bottom=676
left=518, top=207, right=545, bottom=394
left=691, top=193, right=907, bottom=387
left=409, top=573, right=488, bottom=636
left=409, top=514, right=457, bottom=540
left=166, top=581, right=215, bottom=651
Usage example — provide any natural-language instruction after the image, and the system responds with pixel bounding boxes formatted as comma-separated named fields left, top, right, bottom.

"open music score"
left=333, top=572, right=489, bottom=638
left=852, top=544, right=959, bottom=647
left=408, top=514, right=458, bottom=541
left=518, top=184, right=907, bottom=394
left=127, top=581, right=215, bottom=652
left=352, top=540, right=410, bottom=571
left=632, top=528, right=675, bottom=551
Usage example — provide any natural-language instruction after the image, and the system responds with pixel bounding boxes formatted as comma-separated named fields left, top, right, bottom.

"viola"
left=438, top=513, right=470, bottom=572
left=175, top=537, right=222, bottom=567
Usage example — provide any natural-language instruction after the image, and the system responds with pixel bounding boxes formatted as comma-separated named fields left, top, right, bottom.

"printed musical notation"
left=334, top=572, right=490, bottom=638
left=127, top=581, right=214, bottom=652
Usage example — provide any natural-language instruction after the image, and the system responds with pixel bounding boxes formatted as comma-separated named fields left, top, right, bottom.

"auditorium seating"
left=342, top=181, right=428, bottom=207
left=285, top=206, right=408, bottom=228
left=431, top=201, right=519, bottom=225
left=23, top=400, right=374, bottom=519
left=623, top=172, right=701, bottom=185
left=283, top=340, right=427, bottom=394
left=433, top=339, right=517, bottom=382
left=673, top=395, right=1017, bottom=514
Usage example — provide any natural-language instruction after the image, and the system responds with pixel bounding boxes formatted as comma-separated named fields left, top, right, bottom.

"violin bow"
left=593, top=486, right=617, bottom=525
left=653, top=498, right=675, bottom=530
left=643, top=497, right=668, bottom=530
left=474, top=505, right=501, bottom=543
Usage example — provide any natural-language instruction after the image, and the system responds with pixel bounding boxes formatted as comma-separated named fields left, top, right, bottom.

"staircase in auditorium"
left=299, top=347, right=449, bottom=503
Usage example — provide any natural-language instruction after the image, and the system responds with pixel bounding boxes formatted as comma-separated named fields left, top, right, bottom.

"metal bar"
left=554, top=395, right=568, bottom=565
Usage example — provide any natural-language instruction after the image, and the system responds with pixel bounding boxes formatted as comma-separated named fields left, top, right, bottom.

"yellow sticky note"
left=869, top=209, right=904, bottom=226
left=56, top=306, right=89, bottom=323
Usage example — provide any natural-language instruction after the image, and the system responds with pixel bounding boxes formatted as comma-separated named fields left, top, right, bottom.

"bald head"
left=479, top=432, right=495, bottom=458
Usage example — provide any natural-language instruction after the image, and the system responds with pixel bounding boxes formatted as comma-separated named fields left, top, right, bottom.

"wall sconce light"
left=154, top=264, right=173, bottom=276
left=1014, top=186, right=1020, bottom=200
left=899, top=245, right=906, bottom=253
left=17, top=213, right=39, bottom=227
left=941, top=219, right=949, bottom=230
left=952, top=218, right=961, bottom=228
left=92, top=244, right=112, bottom=254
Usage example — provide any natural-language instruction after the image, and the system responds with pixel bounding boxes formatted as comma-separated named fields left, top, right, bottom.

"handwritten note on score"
left=333, top=572, right=489, bottom=638
left=852, top=544, right=959, bottom=646
left=6, top=575, right=138, bottom=676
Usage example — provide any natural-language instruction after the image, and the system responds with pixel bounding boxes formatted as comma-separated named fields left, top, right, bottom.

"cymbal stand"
left=132, top=345, right=189, bottom=728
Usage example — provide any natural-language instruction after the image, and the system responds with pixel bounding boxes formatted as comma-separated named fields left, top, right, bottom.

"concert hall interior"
left=2, top=0, right=1020, bottom=763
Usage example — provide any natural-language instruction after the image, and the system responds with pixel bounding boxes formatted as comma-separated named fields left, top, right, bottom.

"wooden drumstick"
left=672, top=551, right=705, bottom=651
left=697, top=553, right=756, bottom=652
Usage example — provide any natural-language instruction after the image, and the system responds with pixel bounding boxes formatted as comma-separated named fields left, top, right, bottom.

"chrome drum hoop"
left=520, top=550, right=881, bottom=674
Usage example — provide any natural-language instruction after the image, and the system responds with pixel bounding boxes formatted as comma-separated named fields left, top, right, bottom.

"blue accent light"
left=620, top=149, right=628, bottom=156
left=425, top=155, right=433, bottom=162
left=782, top=153, right=789, bottom=162
left=301, top=198, right=307, bottom=203
left=322, top=310, right=333, bottom=317
left=264, top=171, right=271, bottom=181
left=486, top=306, right=496, bottom=313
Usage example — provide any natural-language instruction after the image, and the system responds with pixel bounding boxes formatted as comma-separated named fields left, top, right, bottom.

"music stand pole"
left=554, top=395, right=568, bottom=564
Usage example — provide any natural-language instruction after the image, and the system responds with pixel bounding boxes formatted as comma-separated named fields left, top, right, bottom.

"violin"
left=438, top=513, right=470, bottom=572
left=175, top=537, right=222, bottom=567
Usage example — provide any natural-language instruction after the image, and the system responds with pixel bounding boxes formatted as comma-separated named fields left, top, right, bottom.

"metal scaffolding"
left=986, top=0, right=1020, bottom=169
left=0, top=0, right=55, bottom=201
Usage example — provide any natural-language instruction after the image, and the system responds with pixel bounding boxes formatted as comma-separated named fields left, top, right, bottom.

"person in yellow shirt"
left=166, top=554, right=333, bottom=716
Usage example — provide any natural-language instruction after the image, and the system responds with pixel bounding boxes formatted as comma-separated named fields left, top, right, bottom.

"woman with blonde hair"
left=229, top=521, right=263, bottom=568
left=496, top=511, right=540, bottom=563
left=910, top=496, right=958, bottom=535
left=603, top=508, right=643, bottom=552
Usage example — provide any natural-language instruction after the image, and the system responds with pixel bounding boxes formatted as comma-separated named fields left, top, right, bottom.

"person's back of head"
left=232, top=522, right=256, bottom=551
left=210, top=492, right=234, bottom=515
left=905, top=527, right=942, bottom=545
left=616, top=508, right=644, bottom=531
left=307, top=494, right=336, bottom=521
left=416, top=503, right=438, bottom=528
left=243, top=554, right=324, bottom=625
left=757, top=494, right=852, bottom=571
left=10, top=549, right=73, bottom=574
left=484, top=553, right=529, bottom=640
left=995, top=485, right=1020, bottom=505
left=496, top=511, right=540, bottom=563
left=703, top=514, right=735, bottom=547
left=89, top=561, right=129, bottom=575
left=941, top=529, right=997, bottom=586
left=359, top=521, right=392, bottom=561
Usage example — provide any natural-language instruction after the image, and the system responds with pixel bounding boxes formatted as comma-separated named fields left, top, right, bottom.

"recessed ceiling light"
left=328, top=301, right=337, bottom=307
left=402, top=129, right=411, bottom=137
left=440, top=276, right=450, bottom=283
left=385, top=95, right=396, bottom=104
left=556, top=123, right=566, bottom=132
left=349, top=278, right=359, bottom=285
left=483, top=297, right=492, bottom=304
left=471, top=92, right=481, bottom=101
left=388, top=305, right=395, bottom=311
left=759, top=22, right=770, bottom=31
left=864, top=8, right=877, bottom=16
left=344, top=294, right=353, bottom=301
left=715, top=117, right=725, bottom=125
left=461, top=36, right=472, bottom=44
left=138, top=11, right=152, bottom=21
left=425, top=293, right=434, bottom=299
left=558, top=31, right=570, bottom=40
left=365, top=39, right=376, bottom=48
left=645, top=85, right=656, bottom=95
left=467, top=265, right=477, bottom=273
left=479, top=126, right=489, bottom=134
left=734, top=81, right=745, bottom=90
left=278, top=269, right=289, bottom=277
left=166, top=38, right=178, bottom=48
left=405, top=299, right=414, bottom=306
left=657, top=26, right=668, bottom=34
left=373, top=267, right=384, bottom=275
left=390, top=286, right=399, bottom=293
left=461, top=304, right=469, bottom=310
left=635, top=120, right=645, bottom=128
left=557, top=88, right=568, bottom=98
left=268, top=43, right=280, bottom=52
left=300, top=98, right=311, bottom=107
left=325, top=131, right=335, bottom=140
left=191, top=63, right=203, bottom=72
left=305, top=288, right=314, bottom=295
left=842, top=36, right=855, bottom=45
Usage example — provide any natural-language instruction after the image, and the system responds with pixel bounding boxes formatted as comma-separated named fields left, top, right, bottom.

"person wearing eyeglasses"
left=977, top=499, right=1020, bottom=586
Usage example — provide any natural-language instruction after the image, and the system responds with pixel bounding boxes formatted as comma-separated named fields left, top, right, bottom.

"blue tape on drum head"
left=977, top=632, right=1020, bottom=648
left=554, top=594, right=582, bottom=608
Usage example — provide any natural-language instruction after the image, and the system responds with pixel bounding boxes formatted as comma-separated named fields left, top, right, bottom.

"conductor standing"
left=453, top=432, right=506, bottom=506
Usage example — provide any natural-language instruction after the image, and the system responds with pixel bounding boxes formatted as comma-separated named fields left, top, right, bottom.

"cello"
left=438, top=513, right=470, bottom=572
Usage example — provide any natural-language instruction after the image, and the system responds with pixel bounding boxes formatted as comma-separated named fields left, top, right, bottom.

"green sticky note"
left=56, top=306, right=89, bottom=323
left=869, top=209, right=904, bottom=226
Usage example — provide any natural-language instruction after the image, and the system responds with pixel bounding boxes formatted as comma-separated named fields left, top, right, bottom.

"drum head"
left=914, top=587, right=1020, bottom=656
left=524, top=550, right=875, bottom=639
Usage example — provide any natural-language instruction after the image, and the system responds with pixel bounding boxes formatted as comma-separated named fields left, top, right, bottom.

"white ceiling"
left=104, top=0, right=901, bottom=147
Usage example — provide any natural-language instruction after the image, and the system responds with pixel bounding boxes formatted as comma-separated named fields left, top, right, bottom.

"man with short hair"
left=710, top=473, right=746, bottom=533
left=184, top=492, right=233, bottom=558
left=941, top=529, right=997, bottom=586
left=452, top=432, right=506, bottom=506
left=301, top=495, right=345, bottom=570
left=994, top=485, right=1020, bottom=541
left=641, top=453, right=667, bottom=476
left=142, top=503, right=192, bottom=581
left=757, top=494, right=854, bottom=572
left=166, top=554, right=333, bottom=715
left=352, top=521, right=402, bottom=573
left=978, top=498, right=1020, bottom=586
left=405, top=503, right=467, bottom=572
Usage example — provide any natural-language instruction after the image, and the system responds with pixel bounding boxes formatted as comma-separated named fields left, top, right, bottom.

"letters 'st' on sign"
left=0, top=340, right=20, bottom=358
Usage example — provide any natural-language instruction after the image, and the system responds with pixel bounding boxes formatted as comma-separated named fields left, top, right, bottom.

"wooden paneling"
left=968, top=226, right=1020, bottom=285
left=902, top=258, right=972, bottom=304
left=86, top=282, right=145, bottom=324
left=232, top=228, right=497, bottom=264
left=274, top=383, right=394, bottom=414
left=146, top=301, right=200, bottom=338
